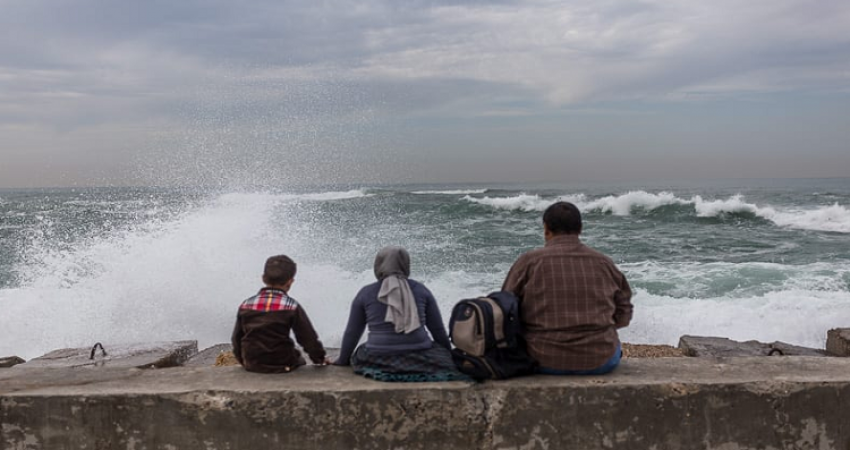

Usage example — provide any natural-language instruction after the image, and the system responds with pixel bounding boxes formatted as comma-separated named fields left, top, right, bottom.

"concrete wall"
left=2, top=357, right=849, bottom=450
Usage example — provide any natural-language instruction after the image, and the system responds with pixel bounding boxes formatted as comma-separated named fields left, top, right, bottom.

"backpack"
left=448, top=291, right=537, bottom=380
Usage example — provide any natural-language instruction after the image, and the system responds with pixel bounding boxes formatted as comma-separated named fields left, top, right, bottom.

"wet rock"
left=0, top=356, right=25, bottom=368
left=678, top=335, right=826, bottom=357
left=827, top=328, right=850, bottom=356
left=21, top=341, right=198, bottom=369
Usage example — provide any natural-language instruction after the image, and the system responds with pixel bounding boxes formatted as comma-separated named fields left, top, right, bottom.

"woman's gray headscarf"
left=374, top=246, right=421, bottom=334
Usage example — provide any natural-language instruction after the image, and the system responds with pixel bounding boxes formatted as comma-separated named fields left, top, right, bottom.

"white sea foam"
left=622, top=289, right=850, bottom=349
left=465, top=191, right=850, bottom=233
left=693, top=195, right=850, bottom=233
left=412, top=189, right=489, bottom=195
left=580, top=191, right=685, bottom=216
left=768, top=204, right=850, bottom=233
left=622, top=260, right=850, bottom=299
left=692, top=194, right=762, bottom=217
left=463, top=194, right=549, bottom=211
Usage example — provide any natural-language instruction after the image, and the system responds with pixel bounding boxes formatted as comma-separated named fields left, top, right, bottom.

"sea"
left=1, top=178, right=849, bottom=359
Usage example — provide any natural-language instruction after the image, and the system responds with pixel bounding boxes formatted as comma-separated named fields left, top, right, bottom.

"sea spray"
left=2, top=181, right=849, bottom=359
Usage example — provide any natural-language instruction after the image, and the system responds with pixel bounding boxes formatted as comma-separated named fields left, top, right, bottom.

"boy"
left=231, top=255, right=329, bottom=373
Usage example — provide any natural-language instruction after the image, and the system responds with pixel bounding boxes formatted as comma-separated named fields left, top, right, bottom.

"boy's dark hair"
left=543, top=202, right=582, bottom=235
left=263, top=255, right=297, bottom=285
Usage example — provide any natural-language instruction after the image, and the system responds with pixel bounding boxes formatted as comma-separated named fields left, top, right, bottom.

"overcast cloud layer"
left=1, top=0, right=849, bottom=187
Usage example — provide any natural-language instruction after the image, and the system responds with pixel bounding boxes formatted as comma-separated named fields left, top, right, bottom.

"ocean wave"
left=693, top=195, right=850, bottom=233
left=580, top=191, right=685, bottom=216
left=767, top=204, right=850, bottom=233
left=217, top=189, right=372, bottom=205
left=623, top=288, right=850, bottom=348
left=462, top=194, right=550, bottom=211
left=412, top=189, right=489, bottom=195
left=462, top=191, right=683, bottom=215
left=464, top=191, right=850, bottom=233
left=692, top=194, right=760, bottom=217
left=622, top=260, right=850, bottom=299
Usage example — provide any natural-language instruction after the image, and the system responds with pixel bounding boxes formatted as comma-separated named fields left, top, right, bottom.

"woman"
left=334, top=246, right=469, bottom=382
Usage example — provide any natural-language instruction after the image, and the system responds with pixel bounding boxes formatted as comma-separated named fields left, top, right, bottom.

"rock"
left=827, top=328, right=850, bottom=356
left=184, top=344, right=233, bottom=367
left=679, top=336, right=764, bottom=357
left=0, top=356, right=25, bottom=368
left=678, top=335, right=826, bottom=357
left=622, top=344, right=683, bottom=358
left=186, top=345, right=341, bottom=367
left=21, top=341, right=198, bottom=369
left=767, top=341, right=827, bottom=357
left=215, top=352, right=239, bottom=366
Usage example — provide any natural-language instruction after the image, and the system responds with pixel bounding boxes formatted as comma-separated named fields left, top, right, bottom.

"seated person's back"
left=231, top=255, right=327, bottom=373
left=503, top=202, right=633, bottom=374
left=339, top=277, right=450, bottom=356
left=334, top=246, right=468, bottom=382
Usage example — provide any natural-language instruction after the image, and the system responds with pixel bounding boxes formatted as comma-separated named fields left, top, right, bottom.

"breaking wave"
left=412, top=189, right=489, bottom=195
left=463, top=193, right=555, bottom=211
left=464, top=191, right=684, bottom=215
left=463, top=191, right=850, bottom=233
left=278, top=189, right=372, bottom=201
left=582, top=191, right=685, bottom=216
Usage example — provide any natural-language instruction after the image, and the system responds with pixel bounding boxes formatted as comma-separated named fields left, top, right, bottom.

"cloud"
left=352, top=0, right=850, bottom=103
left=3, top=0, right=849, bottom=112
left=0, top=0, right=849, bottom=186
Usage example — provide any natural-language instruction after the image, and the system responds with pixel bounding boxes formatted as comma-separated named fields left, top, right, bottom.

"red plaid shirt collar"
left=240, top=288, right=299, bottom=312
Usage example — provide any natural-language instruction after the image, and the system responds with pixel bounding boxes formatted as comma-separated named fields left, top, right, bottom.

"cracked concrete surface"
left=2, top=357, right=849, bottom=449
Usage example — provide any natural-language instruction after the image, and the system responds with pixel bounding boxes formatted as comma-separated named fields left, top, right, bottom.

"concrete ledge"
left=2, top=357, right=850, bottom=449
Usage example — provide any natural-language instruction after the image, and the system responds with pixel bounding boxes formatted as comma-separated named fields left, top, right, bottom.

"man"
left=502, top=201, right=633, bottom=375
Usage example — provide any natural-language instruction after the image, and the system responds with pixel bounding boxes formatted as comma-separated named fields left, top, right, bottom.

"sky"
left=1, top=0, right=849, bottom=187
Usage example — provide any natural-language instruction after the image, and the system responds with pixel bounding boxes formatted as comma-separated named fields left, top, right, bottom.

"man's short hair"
left=543, top=202, right=582, bottom=235
left=264, top=255, right=297, bottom=285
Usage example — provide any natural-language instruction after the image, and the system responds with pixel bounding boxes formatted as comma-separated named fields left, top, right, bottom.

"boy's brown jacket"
left=231, top=287, right=326, bottom=373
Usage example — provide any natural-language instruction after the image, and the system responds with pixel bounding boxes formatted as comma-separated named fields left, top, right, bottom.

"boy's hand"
left=321, top=357, right=333, bottom=366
